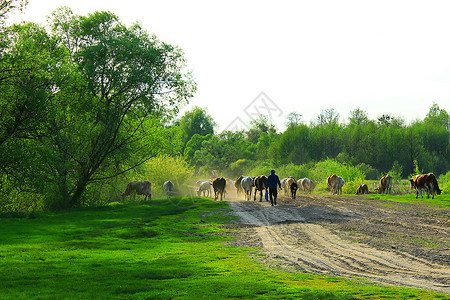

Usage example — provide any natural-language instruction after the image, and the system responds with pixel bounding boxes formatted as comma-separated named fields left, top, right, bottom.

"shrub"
left=230, top=159, right=254, bottom=178
left=439, top=171, right=450, bottom=195
left=311, top=159, right=365, bottom=194
left=276, top=163, right=314, bottom=180
left=246, top=162, right=314, bottom=181
left=245, top=161, right=273, bottom=178
left=356, top=163, right=380, bottom=180
left=138, top=155, right=194, bottom=197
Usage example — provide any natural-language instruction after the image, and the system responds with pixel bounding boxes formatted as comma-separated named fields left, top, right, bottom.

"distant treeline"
left=179, top=105, right=449, bottom=180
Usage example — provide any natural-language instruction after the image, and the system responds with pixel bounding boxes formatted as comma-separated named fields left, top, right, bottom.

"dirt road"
left=225, top=193, right=450, bottom=294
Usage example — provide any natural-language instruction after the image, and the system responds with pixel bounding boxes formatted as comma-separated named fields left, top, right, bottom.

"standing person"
left=267, top=169, right=282, bottom=206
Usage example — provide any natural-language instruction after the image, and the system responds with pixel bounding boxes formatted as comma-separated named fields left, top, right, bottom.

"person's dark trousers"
left=269, top=188, right=278, bottom=206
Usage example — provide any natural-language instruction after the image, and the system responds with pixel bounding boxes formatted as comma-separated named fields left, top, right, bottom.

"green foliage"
left=138, top=155, right=194, bottom=196
left=184, top=131, right=256, bottom=175
left=0, top=0, right=27, bottom=23
left=177, top=106, right=215, bottom=147
left=425, top=102, right=449, bottom=129
left=388, top=161, right=404, bottom=184
left=356, top=163, right=380, bottom=180
left=276, top=163, right=314, bottom=180
left=410, top=159, right=423, bottom=178
left=0, top=8, right=195, bottom=211
left=257, top=105, right=449, bottom=178
left=272, top=124, right=311, bottom=165
left=312, top=159, right=365, bottom=193
left=312, top=159, right=364, bottom=182
left=246, top=161, right=275, bottom=178
left=246, top=115, right=277, bottom=143
left=183, top=133, right=212, bottom=163
left=0, top=22, right=71, bottom=211
left=230, top=159, right=254, bottom=178
left=439, top=171, right=450, bottom=195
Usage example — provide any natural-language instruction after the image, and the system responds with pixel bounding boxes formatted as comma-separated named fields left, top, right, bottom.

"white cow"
left=281, top=177, right=295, bottom=196
left=197, top=181, right=212, bottom=197
left=163, top=181, right=174, bottom=200
left=297, top=179, right=305, bottom=193
left=337, top=176, right=345, bottom=194
left=298, top=178, right=315, bottom=194
left=240, top=176, right=253, bottom=201
left=122, top=181, right=152, bottom=201
left=280, top=178, right=288, bottom=195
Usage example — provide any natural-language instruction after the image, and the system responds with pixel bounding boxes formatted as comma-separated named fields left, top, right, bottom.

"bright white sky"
left=7, top=0, right=450, bottom=132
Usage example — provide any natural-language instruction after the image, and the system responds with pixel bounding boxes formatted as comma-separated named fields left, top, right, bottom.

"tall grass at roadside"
left=439, top=171, right=450, bottom=195
left=310, top=159, right=365, bottom=194
left=0, top=197, right=446, bottom=299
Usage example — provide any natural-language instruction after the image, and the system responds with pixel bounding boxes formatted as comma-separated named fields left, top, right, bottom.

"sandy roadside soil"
left=222, top=192, right=450, bottom=294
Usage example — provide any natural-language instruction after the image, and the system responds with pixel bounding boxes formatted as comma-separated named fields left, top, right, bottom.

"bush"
left=230, top=159, right=254, bottom=178
left=439, top=171, right=450, bottom=195
left=276, top=163, right=314, bottom=180
left=311, top=159, right=365, bottom=194
left=137, top=155, right=194, bottom=197
left=356, top=163, right=380, bottom=180
left=312, top=159, right=364, bottom=181
left=246, top=162, right=314, bottom=181
left=244, top=161, right=273, bottom=178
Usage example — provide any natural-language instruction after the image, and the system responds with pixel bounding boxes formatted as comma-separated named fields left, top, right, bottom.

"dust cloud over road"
left=224, top=193, right=450, bottom=294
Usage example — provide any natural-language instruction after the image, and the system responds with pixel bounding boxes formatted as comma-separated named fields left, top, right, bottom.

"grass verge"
left=366, top=193, right=450, bottom=208
left=0, top=197, right=447, bottom=299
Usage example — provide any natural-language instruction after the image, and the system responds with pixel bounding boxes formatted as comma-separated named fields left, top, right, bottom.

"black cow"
left=253, top=175, right=268, bottom=202
left=212, top=177, right=226, bottom=200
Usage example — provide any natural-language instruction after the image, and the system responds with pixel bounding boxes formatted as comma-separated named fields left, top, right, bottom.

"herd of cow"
left=120, top=172, right=442, bottom=201
left=195, top=175, right=317, bottom=202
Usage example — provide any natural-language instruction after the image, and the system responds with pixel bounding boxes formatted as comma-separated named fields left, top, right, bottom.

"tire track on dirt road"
left=228, top=199, right=450, bottom=294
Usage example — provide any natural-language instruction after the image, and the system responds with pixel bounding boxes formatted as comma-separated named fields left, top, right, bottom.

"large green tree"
left=44, top=8, right=195, bottom=208
left=0, top=7, right=195, bottom=210
left=177, top=106, right=215, bottom=147
left=0, top=0, right=27, bottom=24
left=0, top=22, right=69, bottom=210
left=246, top=115, right=276, bottom=144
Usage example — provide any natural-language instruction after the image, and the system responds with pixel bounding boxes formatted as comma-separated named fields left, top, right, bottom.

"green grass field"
left=0, top=197, right=448, bottom=299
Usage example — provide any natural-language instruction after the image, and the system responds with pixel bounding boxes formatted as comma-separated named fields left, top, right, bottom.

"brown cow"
left=235, top=175, right=244, bottom=197
left=425, top=173, right=442, bottom=199
left=355, top=184, right=369, bottom=195
left=253, top=175, right=268, bottom=202
left=327, top=174, right=340, bottom=195
left=289, top=181, right=298, bottom=199
left=212, top=177, right=226, bottom=200
left=410, top=173, right=442, bottom=199
left=378, top=174, right=392, bottom=194
left=409, top=175, right=423, bottom=198
left=298, top=178, right=316, bottom=194
left=122, top=181, right=152, bottom=200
